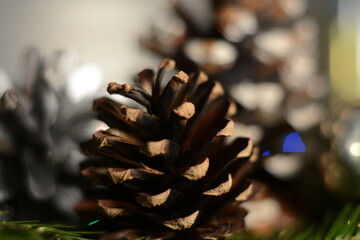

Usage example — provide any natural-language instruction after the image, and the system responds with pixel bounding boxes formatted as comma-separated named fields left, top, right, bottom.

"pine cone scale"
left=80, top=59, right=256, bottom=239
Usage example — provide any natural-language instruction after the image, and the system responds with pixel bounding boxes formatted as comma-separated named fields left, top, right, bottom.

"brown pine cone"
left=80, top=59, right=258, bottom=239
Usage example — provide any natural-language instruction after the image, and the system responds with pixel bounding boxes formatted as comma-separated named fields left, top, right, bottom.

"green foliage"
left=228, top=204, right=360, bottom=240
left=0, top=221, right=99, bottom=240
left=2, top=204, right=358, bottom=240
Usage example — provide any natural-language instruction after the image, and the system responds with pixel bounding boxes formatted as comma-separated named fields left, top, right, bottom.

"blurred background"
left=0, top=0, right=359, bottom=238
left=0, top=0, right=333, bottom=88
left=0, top=0, right=163, bottom=89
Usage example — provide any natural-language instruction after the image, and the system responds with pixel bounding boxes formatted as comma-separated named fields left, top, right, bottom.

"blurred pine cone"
left=141, top=0, right=333, bottom=230
left=142, top=0, right=328, bottom=203
left=141, top=0, right=327, bottom=131
left=0, top=49, right=100, bottom=223
left=80, top=59, right=258, bottom=240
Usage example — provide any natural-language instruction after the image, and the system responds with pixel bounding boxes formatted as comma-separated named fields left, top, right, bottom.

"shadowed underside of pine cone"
left=81, top=59, right=258, bottom=240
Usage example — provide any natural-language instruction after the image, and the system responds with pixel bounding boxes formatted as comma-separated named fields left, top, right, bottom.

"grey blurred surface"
left=0, top=0, right=162, bottom=85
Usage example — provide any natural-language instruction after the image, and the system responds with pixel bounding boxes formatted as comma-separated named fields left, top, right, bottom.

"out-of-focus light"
left=147, top=12, right=186, bottom=54
left=232, top=123, right=263, bottom=144
left=96, top=122, right=109, bottom=132
left=222, top=8, right=258, bottom=42
left=67, top=63, right=103, bottom=103
left=83, top=120, right=109, bottom=139
left=337, top=109, right=360, bottom=175
left=264, top=154, right=303, bottom=179
left=349, top=142, right=360, bottom=157
left=254, top=28, right=293, bottom=61
left=262, top=150, right=271, bottom=156
left=281, top=53, right=317, bottom=89
left=282, top=131, right=306, bottom=153
left=261, top=132, right=306, bottom=158
left=242, top=198, right=281, bottom=230
left=278, top=0, right=307, bottom=19
left=294, top=18, right=318, bottom=45
left=45, top=50, right=79, bottom=91
left=257, top=83, right=284, bottom=112
left=230, top=82, right=284, bottom=113
left=88, top=219, right=101, bottom=226
left=287, top=103, right=324, bottom=131
left=0, top=69, right=11, bottom=96
left=230, top=82, right=258, bottom=110
left=184, top=39, right=238, bottom=67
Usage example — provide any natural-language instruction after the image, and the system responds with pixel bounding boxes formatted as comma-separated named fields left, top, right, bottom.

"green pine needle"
left=87, top=219, right=101, bottom=226
left=228, top=203, right=360, bottom=240
left=0, top=221, right=101, bottom=240
left=3, top=204, right=358, bottom=240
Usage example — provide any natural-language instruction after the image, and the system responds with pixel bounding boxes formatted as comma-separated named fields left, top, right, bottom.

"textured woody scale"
left=81, top=59, right=258, bottom=240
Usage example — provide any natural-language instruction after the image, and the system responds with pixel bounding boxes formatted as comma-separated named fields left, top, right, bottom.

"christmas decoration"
left=80, top=59, right=258, bottom=239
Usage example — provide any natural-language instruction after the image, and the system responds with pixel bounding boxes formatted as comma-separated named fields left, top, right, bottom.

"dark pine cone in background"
left=80, top=59, right=258, bottom=240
